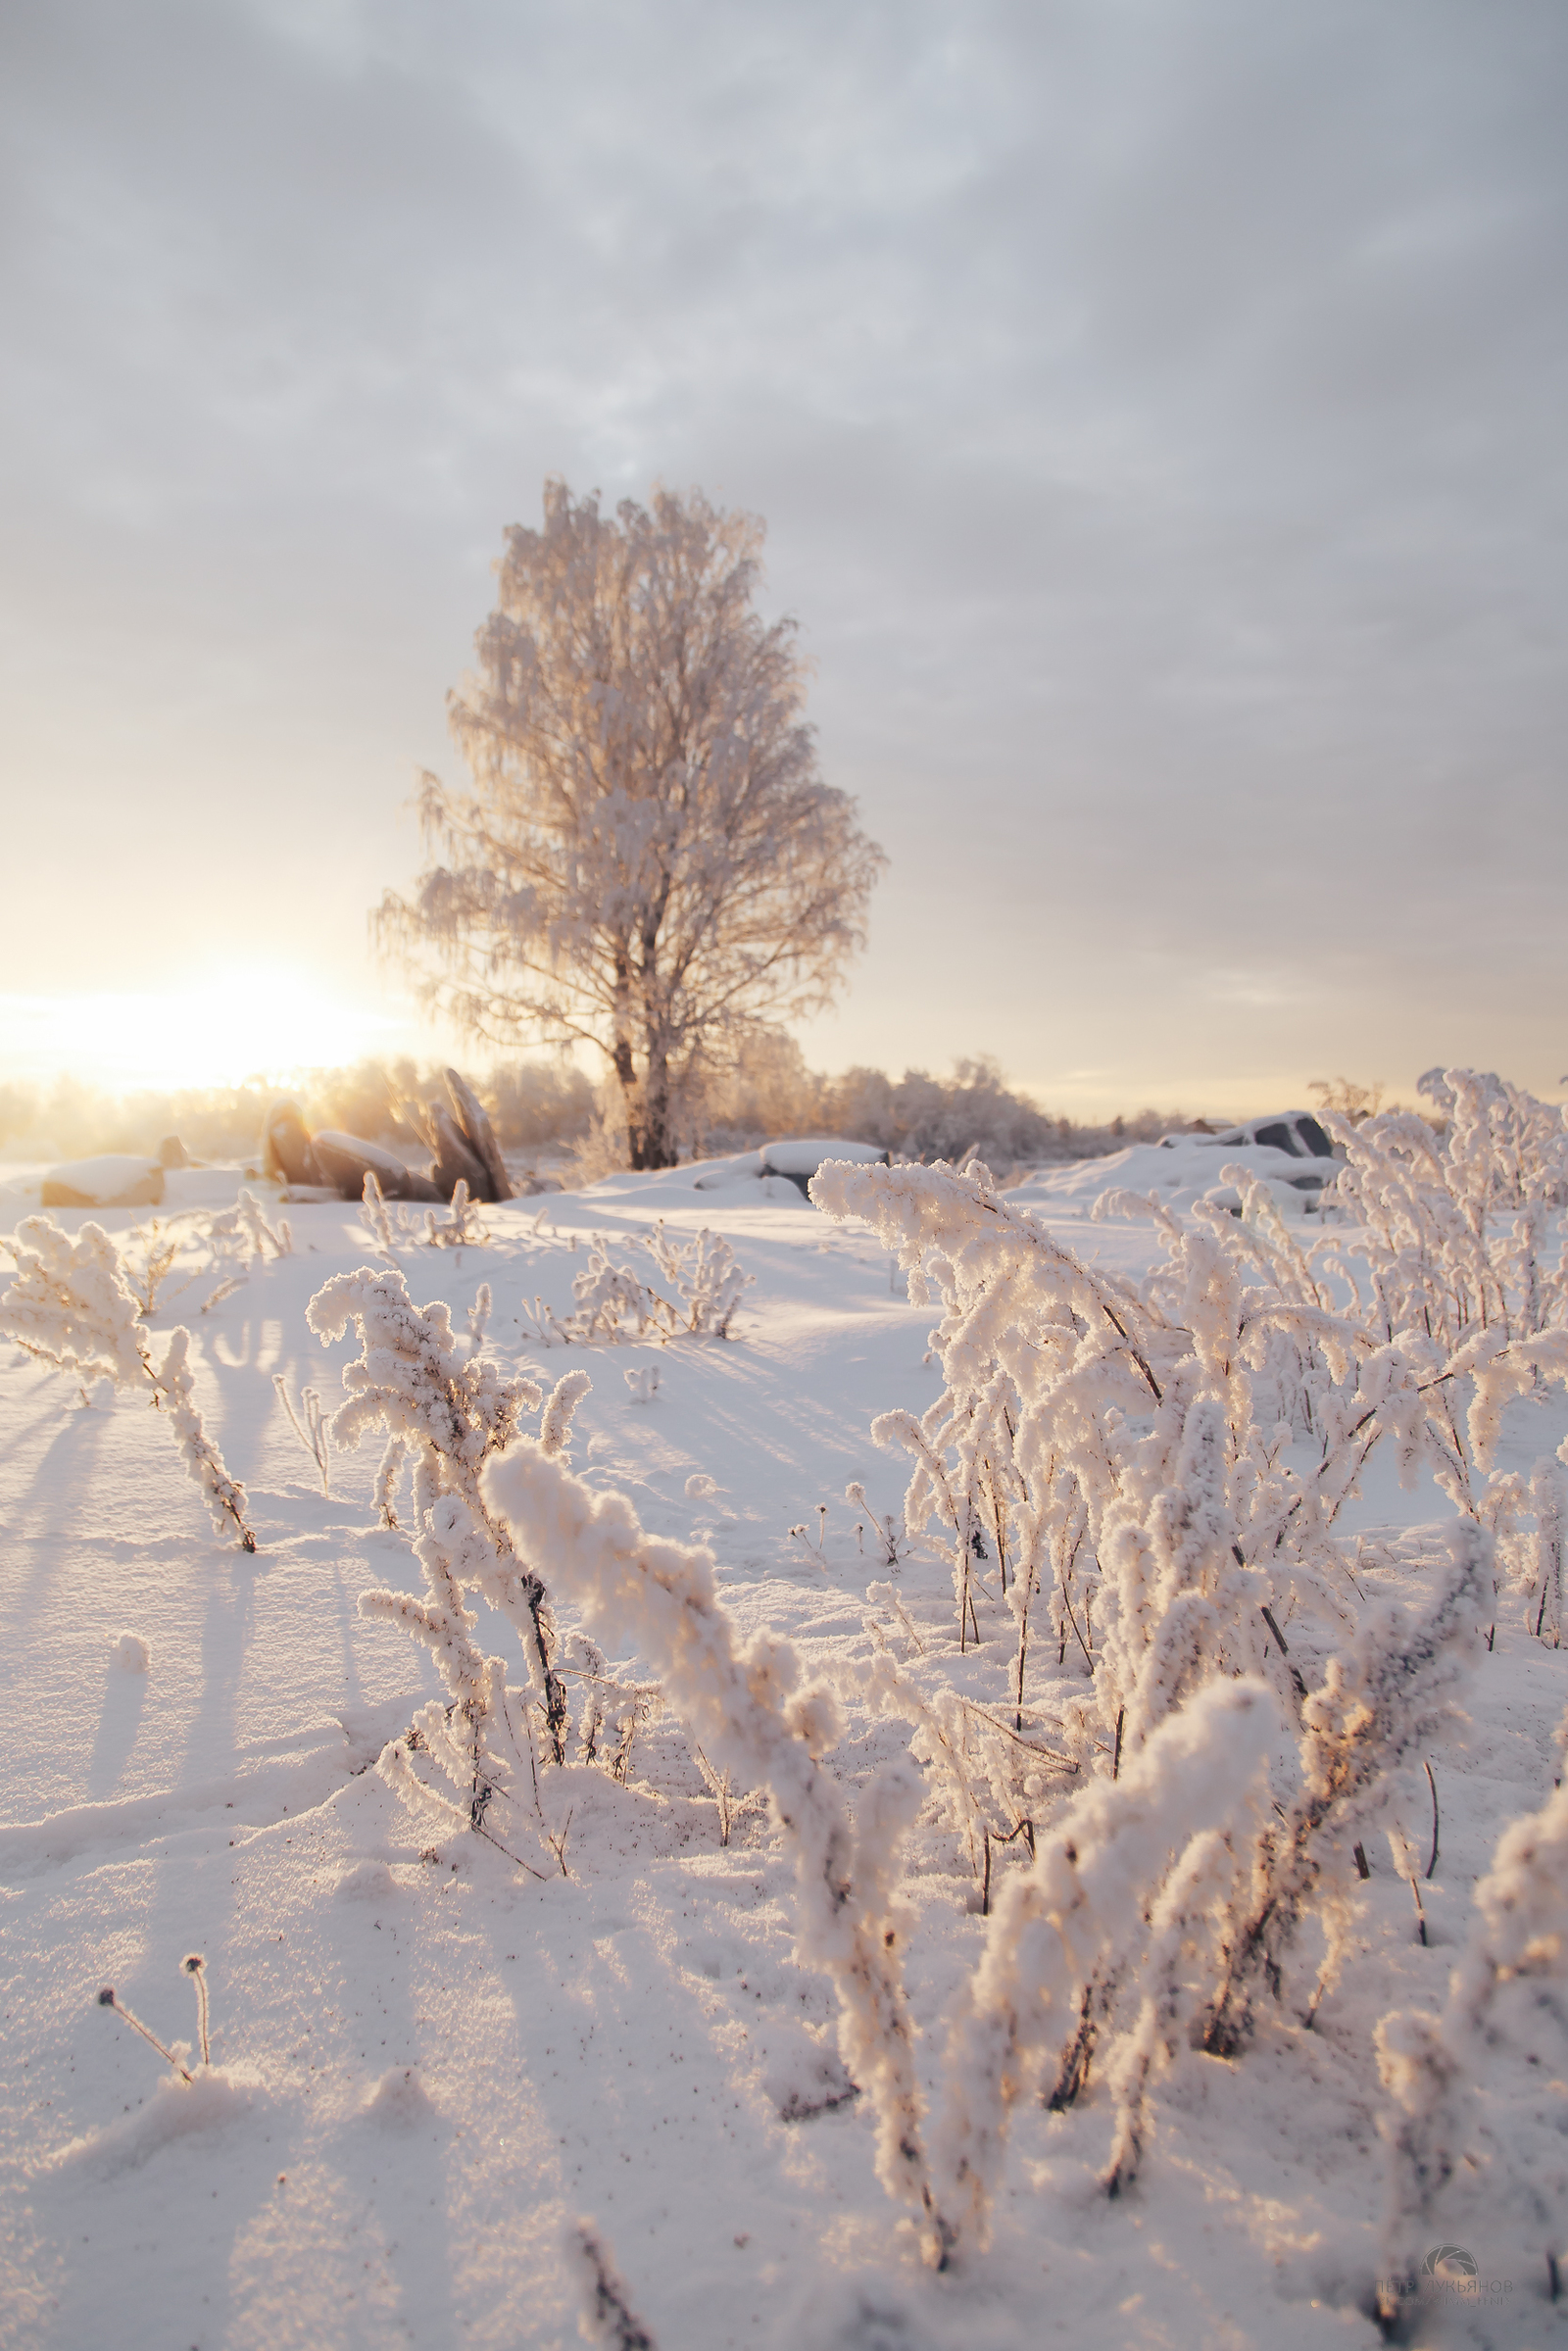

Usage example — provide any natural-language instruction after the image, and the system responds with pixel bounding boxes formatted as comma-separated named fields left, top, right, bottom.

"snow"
left=2, top=1152, right=1564, bottom=2348
left=1011, top=1135, right=1336, bottom=1220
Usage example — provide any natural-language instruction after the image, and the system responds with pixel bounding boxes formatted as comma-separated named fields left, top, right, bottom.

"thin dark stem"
left=1424, top=1760, right=1440, bottom=1880
left=99, top=1988, right=193, bottom=2082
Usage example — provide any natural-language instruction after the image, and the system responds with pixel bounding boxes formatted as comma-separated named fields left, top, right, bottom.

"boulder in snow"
left=763, top=1137, right=890, bottom=1200
left=445, top=1068, right=512, bottom=1202
left=261, top=1099, right=319, bottom=1188
left=312, top=1130, right=443, bottom=1203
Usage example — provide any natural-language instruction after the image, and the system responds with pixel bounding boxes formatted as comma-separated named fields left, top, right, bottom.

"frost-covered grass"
left=1, top=1114, right=1565, bottom=2350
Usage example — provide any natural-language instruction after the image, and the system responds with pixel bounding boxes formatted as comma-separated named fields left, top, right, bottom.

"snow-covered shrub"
left=802, top=1107, right=1566, bottom=2253
left=1375, top=1749, right=1568, bottom=2316
left=307, top=1264, right=587, bottom=1859
left=466, top=1281, right=492, bottom=1350
left=361, top=1169, right=397, bottom=1254
left=425, top=1179, right=487, bottom=1249
left=931, top=1677, right=1279, bottom=2246
left=116, top=1219, right=190, bottom=1318
left=481, top=1443, right=950, bottom=2260
left=641, top=1222, right=752, bottom=1336
left=202, top=1188, right=293, bottom=1264
left=846, top=1480, right=910, bottom=1568
left=1, top=1216, right=255, bottom=1548
left=360, top=1169, right=482, bottom=1256
left=526, top=1225, right=752, bottom=1345
left=1321, top=1069, right=1568, bottom=1352
left=1201, top=1522, right=1491, bottom=2055
left=814, top=1123, right=1568, bottom=1834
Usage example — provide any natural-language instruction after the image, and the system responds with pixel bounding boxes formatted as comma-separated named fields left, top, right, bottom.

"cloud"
left=2, top=0, right=1564, bottom=1109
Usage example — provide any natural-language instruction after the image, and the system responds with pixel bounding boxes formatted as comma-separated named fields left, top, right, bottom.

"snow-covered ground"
left=1, top=1156, right=1561, bottom=2350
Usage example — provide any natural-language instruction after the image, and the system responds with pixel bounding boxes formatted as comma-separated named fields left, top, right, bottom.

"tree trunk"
left=625, top=1049, right=677, bottom=1170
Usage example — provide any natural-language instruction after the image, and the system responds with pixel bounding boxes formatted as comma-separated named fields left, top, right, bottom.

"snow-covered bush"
left=800, top=1086, right=1568, bottom=2252
left=361, top=1169, right=487, bottom=1257
left=307, top=1264, right=583, bottom=1859
left=1375, top=1742, right=1568, bottom=2317
left=526, top=1225, right=752, bottom=1344
left=1201, top=1521, right=1491, bottom=2055
left=482, top=1443, right=949, bottom=2260
left=1, top=1216, right=255, bottom=1547
left=425, top=1179, right=487, bottom=1248
left=932, top=1677, right=1280, bottom=2244
left=108, top=1189, right=294, bottom=1325
left=307, top=1265, right=655, bottom=1866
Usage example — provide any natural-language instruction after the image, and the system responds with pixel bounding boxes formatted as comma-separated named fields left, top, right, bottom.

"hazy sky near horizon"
left=2, top=0, right=1565, bottom=1118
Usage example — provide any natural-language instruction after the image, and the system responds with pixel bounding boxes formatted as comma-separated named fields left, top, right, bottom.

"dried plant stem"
left=181, top=1953, right=211, bottom=2064
left=272, top=1373, right=330, bottom=1494
left=99, top=1986, right=192, bottom=2082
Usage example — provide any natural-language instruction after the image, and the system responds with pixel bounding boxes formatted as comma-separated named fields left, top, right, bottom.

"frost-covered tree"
left=377, top=481, right=884, bottom=1169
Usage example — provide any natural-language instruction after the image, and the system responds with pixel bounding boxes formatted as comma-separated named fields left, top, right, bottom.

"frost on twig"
left=1, top=1217, right=255, bottom=1548
left=1375, top=1750, right=1568, bottom=2317
left=361, top=1170, right=397, bottom=1256
left=466, top=1282, right=492, bottom=1350
left=272, top=1372, right=330, bottom=1494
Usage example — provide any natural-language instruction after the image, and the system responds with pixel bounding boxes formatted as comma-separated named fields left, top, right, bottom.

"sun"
left=4, top=966, right=413, bottom=1092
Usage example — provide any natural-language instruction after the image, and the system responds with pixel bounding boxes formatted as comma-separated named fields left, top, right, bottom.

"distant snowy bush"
left=524, top=1224, right=751, bottom=1345
left=690, top=1039, right=1194, bottom=1170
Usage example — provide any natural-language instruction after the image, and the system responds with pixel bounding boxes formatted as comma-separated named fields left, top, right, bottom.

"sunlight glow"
left=1, top=968, right=414, bottom=1092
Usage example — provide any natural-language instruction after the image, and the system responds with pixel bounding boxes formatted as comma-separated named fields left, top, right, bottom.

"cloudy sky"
left=3, top=0, right=1564, bottom=1116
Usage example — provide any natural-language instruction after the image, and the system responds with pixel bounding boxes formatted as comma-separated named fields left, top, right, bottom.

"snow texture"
left=4, top=1081, right=1568, bottom=2348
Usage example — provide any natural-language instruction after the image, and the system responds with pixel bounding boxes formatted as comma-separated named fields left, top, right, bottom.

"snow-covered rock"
left=1011, top=1134, right=1338, bottom=1219
left=39, top=1153, right=164, bottom=1208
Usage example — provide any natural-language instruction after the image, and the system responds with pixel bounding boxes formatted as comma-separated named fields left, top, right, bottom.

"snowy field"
left=1, top=1130, right=1565, bottom=2351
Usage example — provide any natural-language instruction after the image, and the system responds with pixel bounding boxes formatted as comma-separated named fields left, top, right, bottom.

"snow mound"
left=359, top=2067, right=440, bottom=2131
left=776, top=2274, right=939, bottom=2351
left=46, top=2067, right=257, bottom=2178
left=109, top=1630, right=149, bottom=1672
left=332, top=1858, right=398, bottom=1901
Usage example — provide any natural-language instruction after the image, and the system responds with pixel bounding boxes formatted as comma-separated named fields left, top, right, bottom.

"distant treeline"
left=0, top=1041, right=1203, bottom=1175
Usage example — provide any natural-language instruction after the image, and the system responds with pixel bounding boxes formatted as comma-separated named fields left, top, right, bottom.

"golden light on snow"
left=2, top=967, right=408, bottom=1091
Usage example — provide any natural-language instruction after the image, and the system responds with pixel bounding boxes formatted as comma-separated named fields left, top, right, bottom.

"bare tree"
left=378, top=481, right=884, bottom=1169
